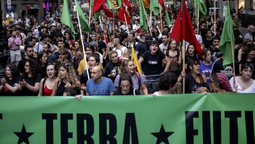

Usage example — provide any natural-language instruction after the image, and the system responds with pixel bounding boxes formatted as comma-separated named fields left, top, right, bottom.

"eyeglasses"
left=24, top=65, right=30, bottom=67
left=209, top=80, right=214, bottom=84
left=249, top=54, right=255, bottom=56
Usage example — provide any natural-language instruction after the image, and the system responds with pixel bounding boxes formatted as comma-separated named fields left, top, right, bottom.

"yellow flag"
left=131, top=47, right=142, bottom=73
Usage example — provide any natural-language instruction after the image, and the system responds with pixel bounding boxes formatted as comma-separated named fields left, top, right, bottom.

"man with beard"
left=43, top=43, right=57, bottom=63
left=18, top=45, right=36, bottom=74
left=208, top=36, right=221, bottom=62
left=8, top=31, right=22, bottom=66
left=53, top=40, right=73, bottom=60
left=159, top=32, right=169, bottom=52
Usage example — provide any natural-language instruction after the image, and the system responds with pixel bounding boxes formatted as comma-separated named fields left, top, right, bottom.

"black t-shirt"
left=104, top=62, right=120, bottom=82
left=0, top=78, right=18, bottom=96
left=212, top=58, right=239, bottom=79
left=183, top=73, right=208, bottom=94
left=113, top=89, right=140, bottom=95
left=203, top=38, right=213, bottom=49
left=18, top=74, right=42, bottom=96
left=56, top=81, right=67, bottom=96
left=141, top=50, right=165, bottom=75
left=80, top=70, right=91, bottom=85
left=136, top=41, right=149, bottom=58
left=98, top=40, right=107, bottom=55
left=208, top=47, right=222, bottom=62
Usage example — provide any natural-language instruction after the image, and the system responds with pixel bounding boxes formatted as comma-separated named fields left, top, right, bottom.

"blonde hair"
left=119, top=59, right=138, bottom=77
left=58, top=62, right=77, bottom=84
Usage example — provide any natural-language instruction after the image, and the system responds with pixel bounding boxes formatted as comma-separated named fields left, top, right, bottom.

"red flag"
left=124, top=0, right=132, bottom=16
left=117, top=4, right=131, bottom=24
left=170, top=9, right=182, bottom=44
left=103, top=4, right=113, bottom=18
left=182, top=0, right=203, bottom=56
left=93, top=0, right=106, bottom=15
left=158, top=0, right=165, bottom=12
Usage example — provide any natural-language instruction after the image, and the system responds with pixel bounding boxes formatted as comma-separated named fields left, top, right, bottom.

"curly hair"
left=5, top=64, right=20, bottom=82
left=158, top=71, right=177, bottom=90
left=58, top=62, right=77, bottom=84
left=23, top=59, right=42, bottom=81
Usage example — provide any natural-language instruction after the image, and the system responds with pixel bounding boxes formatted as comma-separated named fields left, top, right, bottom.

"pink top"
left=8, top=36, right=21, bottom=50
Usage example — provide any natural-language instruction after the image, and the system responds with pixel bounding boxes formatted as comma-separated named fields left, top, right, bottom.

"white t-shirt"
left=113, top=46, right=127, bottom=57
left=229, top=77, right=255, bottom=93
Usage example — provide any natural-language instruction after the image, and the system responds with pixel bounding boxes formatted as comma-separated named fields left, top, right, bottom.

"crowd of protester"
left=1, top=5, right=255, bottom=97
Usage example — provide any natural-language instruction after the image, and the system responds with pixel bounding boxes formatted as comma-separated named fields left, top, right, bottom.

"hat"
left=145, top=35, right=153, bottom=42
left=216, top=73, right=232, bottom=92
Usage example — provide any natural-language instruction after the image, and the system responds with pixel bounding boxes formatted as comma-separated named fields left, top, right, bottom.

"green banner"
left=0, top=93, right=255, bottom=144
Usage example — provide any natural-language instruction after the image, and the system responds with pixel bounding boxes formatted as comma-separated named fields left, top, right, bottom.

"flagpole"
left=123, top=13, right=130, bottom=34
left=146, top=15, right=152, bottom=35
left=231, top=41, right=236, bottom=87
left=159, top=4, right=163, bottom=32
left=99, top=16, right=104, bottom=31
left=150, top=10, right=152, bottom=35
left=182, top=40, right=186, bottom=94
left=113, top=9, right=115, bottom=36
left=197, top=5, right=200, bottom=35
left=77, top=12, right=90, bottom=80
left=87, top=5, right=92, bottom=42
left=214, top=0, right=216, bottom=35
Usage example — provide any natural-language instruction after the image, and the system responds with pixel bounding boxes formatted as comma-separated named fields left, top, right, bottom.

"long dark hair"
left=22, top=59, right=42, bottom=81
left=187, top=58, right=200, bottom=74
left=5, top=64, right=20, bottom=82
left=37, top=51, right=48, bottom=65
left=118, top=72, right=133, bottom=92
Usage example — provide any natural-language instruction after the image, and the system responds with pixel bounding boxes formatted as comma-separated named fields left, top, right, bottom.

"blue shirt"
left=200, top=61, right=213, bottom=85
left=86, top=77, right=115, bottom=96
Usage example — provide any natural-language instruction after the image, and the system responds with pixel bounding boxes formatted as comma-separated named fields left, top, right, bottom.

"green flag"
left=219, top=1, right=235, bottom=67
left=194, top=0, right=207, bottom=22
left=165, top=8, right=171, bottom=27
left=116, top=0, right=122, bottom=8
left=75, top=0, right=92, bottom=33
left=94, top=11, right=102, bottom=21
left=106, top=0, right=114, bottom=9
left=139, top=0, right=148, bottom=31
left=149, top=0, right=160, bottom=16
left=61, top=0, right=76, bottom=39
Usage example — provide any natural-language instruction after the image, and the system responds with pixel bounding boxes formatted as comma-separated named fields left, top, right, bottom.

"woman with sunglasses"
left=229, top=63, right=255, bottom=93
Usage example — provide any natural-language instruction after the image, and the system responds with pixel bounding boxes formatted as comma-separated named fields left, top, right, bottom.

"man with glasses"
left=18, top=45, right=36, bottom=74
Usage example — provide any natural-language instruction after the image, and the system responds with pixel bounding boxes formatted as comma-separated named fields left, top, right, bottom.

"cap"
left=145, top=35, right=153, bottom=42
